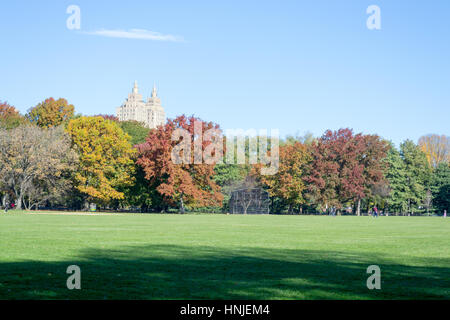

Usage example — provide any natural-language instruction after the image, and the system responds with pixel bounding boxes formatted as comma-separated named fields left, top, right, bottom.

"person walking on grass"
left=330, top=206, right=336, bottom=217
left=4, top=201, right=9, bottom=213
left=373, top=206, right=378, bottom=218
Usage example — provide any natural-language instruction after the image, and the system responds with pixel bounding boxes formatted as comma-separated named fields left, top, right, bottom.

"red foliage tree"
left=305, top=128, right=388, bottom=214
left=136, top=115, right=223, bottom=212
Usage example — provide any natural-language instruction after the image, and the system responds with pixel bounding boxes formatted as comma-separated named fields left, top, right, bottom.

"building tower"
left=116, top=81, right=166, bottom=129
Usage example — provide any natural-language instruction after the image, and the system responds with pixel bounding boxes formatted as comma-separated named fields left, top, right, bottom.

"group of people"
left=327, top=206, right=381, bottom=217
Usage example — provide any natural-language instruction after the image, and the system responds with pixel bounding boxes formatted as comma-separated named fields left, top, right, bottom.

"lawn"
left=0, top=212, right=448, bottom=299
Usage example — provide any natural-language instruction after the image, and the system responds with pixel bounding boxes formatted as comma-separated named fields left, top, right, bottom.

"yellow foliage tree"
left=253, top=142, right=310, bottom=214
left=418, top=134, right=449, bottom=168
left=66, top=116, right=136, bottom=204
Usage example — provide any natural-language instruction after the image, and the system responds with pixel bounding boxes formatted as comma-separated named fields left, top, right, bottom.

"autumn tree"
left=418, top=134, right=449, bottom=168
left=253, top=142, right=310, bottom=214
left=305, top=128, right=388, bottom=214
left=66, top=116, right=135, bottom=206
left=0, top=101, right=25, bottom=129
left=0, top=125, right=78, bottom=209
left=26, top=98, right=74, bottom=128
left=136, top=115, right=223, bottom=213
left=356, top=135, right=390, bottom=215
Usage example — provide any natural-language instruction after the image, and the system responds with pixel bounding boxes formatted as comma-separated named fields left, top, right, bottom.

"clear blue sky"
left=0, top=0, right=449, bottom=145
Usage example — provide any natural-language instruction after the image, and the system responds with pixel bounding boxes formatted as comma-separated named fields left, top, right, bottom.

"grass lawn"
left=0, top=212, right=449, bottom=299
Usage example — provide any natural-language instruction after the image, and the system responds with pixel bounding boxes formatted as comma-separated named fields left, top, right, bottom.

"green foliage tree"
left=214, top=164, right=250, bottom=211
left=431, top=162, right=450, bottom=214
left=119, top=120, right=151, bottom=146
left=400, top=140, right=433, bottom=214
left=385, top=144, right=409, bottom=214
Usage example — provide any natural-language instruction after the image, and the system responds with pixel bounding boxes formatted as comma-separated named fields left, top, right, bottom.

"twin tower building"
left=116, top=81, right=166, bottom=129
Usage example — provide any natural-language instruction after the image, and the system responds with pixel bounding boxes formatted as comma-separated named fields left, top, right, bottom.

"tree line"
left=0, top=98, right=448, bottom=215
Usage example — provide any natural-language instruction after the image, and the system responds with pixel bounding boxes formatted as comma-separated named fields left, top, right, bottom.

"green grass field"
left=0, top=212, right=449, bottom=299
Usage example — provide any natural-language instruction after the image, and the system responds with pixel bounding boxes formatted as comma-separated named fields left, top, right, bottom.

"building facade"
left=116, top=81, right=166, bottom=129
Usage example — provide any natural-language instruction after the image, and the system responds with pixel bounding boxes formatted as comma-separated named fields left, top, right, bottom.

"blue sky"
left=0, top=0, right=448, bottom=145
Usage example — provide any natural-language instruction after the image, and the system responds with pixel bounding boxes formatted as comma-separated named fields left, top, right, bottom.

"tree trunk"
left=356, top=198, right=361, bottom=216
left=179, top=194, right=185, bottom=214
left=15, top=194, right=23, bottom=210
left=288, top=204, right=293, bottom=215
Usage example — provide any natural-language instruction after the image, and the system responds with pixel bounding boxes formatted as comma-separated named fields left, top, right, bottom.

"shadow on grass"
left=0, top=245, right=449, bottom=299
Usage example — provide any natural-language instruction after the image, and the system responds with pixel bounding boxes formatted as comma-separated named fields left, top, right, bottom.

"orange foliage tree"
left=136, top=115, right=223, bottom=213
left=26, top=97, right=74, bottom=128
left=253, top=142, right=310, bottom=214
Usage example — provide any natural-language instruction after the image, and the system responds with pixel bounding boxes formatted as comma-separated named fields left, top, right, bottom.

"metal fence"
left=229, top=188, right=270, bottom=214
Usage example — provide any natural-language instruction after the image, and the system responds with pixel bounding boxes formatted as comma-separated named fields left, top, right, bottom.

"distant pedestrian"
left=373, top=206, right=378, bottom=218
left=331, top=207, right=336, bottom=217
left=4, top=201, right=9, bottom=213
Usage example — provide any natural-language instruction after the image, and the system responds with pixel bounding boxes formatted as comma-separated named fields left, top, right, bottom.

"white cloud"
left=85, top=28, right=183, bottom=42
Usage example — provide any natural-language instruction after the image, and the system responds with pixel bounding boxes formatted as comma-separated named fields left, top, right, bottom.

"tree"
left=400, top=140, right=432, bottom=214
left=0, top=101, right=25, bottom=129
left=356, top=135, right=390, bottom=215
left=305, top=129, right=388, bottom=215
left=305, top=129, right=365, bottom=212
left=254, top=142, right=310, bottom=214
left=95, top=114, right=119, bottom=122
left=66, top=116, right=136, bottom=206
left=431, top=162, right=450, bottom=214
left=26, top=98, right=74, bottom=128
left=0, top=125, right=78, bottom=209
left=283, top=131, right=315, bottom=146
left=136, top=115, right=223, bottom=213
left=423, top=189, right=433, bottom=215
left=119, top=120, right=151, bottom=146
left=120, top=165, right=162, bottom=212
left=418, top=134, right=449, bottom=168
left=214, top=163, right=250, bottom=211
left=385, top=144, right=409, bottom=214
